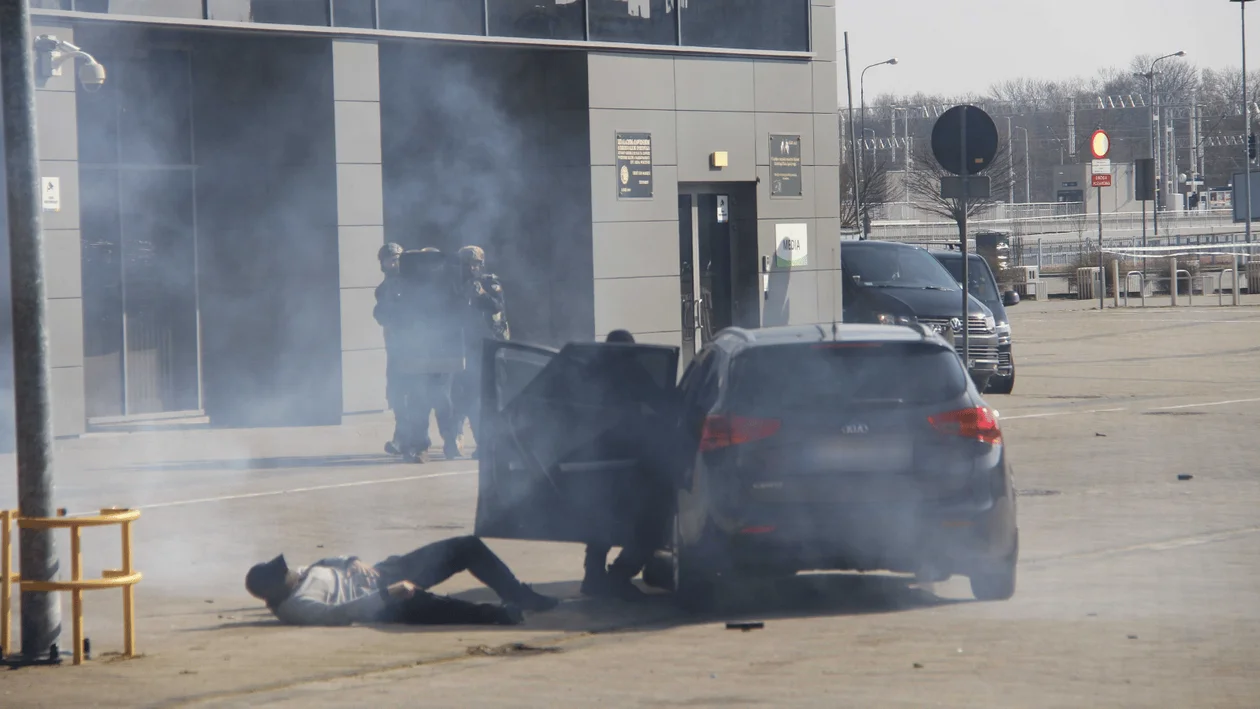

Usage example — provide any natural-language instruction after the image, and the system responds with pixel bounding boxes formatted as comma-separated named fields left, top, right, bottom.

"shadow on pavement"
left=95, top=454, right=405, bottom=473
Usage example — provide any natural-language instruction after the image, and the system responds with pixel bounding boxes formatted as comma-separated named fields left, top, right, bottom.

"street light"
left=860, top=58, right=899, bottom=160
left=1133, top=49, right=1186, bottom=240
left=1232, top=0, right=1255, bottom=247
left=1014, top=126, right=1031, bottom=203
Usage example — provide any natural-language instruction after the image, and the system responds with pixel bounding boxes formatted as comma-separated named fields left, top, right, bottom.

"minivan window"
left=728, top=342, right=968, bottom=409
left=940, top=257, right=1001, bottom=303
left=842, top=246, right=961, bottom=291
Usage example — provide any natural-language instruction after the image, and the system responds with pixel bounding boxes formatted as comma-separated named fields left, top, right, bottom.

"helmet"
left=458, top=245, right=486, bottom=265
left=378, top=243, right=403, bottom=262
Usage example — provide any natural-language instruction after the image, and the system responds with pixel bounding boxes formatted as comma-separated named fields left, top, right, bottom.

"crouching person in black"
left=245, top=536, right=559, bottom=626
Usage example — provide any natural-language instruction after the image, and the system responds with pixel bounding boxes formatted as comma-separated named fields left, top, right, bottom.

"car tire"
left=987, top=372, right=1015, bottom=395
left=672, top=517, right=718, bottom=614
left=969, top=531, right=1018, bottom=601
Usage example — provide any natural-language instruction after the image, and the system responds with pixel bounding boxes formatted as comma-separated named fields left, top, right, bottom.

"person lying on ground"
left=245, top=536, right=559, bottom=626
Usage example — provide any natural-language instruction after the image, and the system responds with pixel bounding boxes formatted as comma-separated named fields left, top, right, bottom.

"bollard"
left=1234, top=253, right=1241, bottom=306
left=1112, top=260, right=1120, bottom=308
left=1170, top=258, right=1177, bottom=307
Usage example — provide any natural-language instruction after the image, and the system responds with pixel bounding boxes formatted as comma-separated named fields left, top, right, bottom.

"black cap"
left=245, top=554, right=290, bottom=602
left=606, top=329, right=635, bottom=343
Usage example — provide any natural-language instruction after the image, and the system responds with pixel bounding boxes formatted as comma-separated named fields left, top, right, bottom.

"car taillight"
left=928, top=406, right=1002, bottom=444
left=699, top=415, right=782, bottom=452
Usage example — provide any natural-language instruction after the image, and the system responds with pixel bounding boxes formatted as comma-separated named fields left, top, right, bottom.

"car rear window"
left=728, top=341, right=968, bottom=409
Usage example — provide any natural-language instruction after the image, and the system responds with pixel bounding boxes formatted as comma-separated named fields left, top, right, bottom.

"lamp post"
left=1014, top=126, right=1031, bottom=203
left=1233, top=0, right=1255, bottom=247
left=859, top=58, right=899, bottom=162
left=1134, top=50, right=1187, bottom=240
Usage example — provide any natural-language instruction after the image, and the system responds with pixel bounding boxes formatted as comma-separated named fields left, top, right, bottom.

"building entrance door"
left=677, top=184, right=760, bottom=367
left=78, top=49, right=203, bottom=423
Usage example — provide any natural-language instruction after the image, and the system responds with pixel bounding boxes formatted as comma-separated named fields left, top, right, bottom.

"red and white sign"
left=1092, top=173, right=1113, bottom=188
left=1090, top=130, right=1111, bottom=160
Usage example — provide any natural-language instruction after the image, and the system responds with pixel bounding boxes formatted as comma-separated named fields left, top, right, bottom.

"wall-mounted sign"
left=42, top=177, right=60, bottom=212
left=775, top=223, right=809, bottom=267
left=616, top=132, right=653, bottom=199
left=716, top=195, right=729, bottom=223
left=770, top=134, right=802, bottom=198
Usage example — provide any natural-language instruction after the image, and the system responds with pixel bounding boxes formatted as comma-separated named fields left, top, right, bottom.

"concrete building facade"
left=5, top=0, right=841, bottom=439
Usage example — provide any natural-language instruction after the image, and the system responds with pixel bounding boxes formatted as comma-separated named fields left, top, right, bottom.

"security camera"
left=78, top=60, right=106, bottom=91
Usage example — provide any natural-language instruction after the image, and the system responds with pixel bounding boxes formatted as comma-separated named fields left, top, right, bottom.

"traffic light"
left=1250, top=134, right=1256, bottom=161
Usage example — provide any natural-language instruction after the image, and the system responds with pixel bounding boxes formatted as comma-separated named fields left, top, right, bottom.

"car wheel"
left=672, top=516, right=718, bottom=613
left=987, top=372, right=1015, bottom=395
left=969, top=531, right=1018, bottom=601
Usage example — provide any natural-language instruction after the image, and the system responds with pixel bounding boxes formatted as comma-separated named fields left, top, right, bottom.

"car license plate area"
left=803, top=437, right=913, bottom=475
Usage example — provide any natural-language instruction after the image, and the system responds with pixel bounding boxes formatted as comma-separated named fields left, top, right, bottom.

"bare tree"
left=839, top=157, right=895, bottom=232
left=904, top=140, right=1021, bottom=237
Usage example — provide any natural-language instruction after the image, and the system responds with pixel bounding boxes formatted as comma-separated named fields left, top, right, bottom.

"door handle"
left=681, top=298, right=695, bottom=330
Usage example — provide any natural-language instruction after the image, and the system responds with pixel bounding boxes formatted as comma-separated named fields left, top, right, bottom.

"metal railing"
left=1123, top=271, right=1146, bottom=308
left=2, top=508, right=142, bottom=665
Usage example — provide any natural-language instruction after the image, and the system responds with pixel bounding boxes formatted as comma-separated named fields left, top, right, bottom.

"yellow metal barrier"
left=1, top=507, right=142, bottom=665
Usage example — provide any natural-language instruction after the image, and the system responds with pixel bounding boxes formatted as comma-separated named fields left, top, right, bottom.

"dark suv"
left=931, top=251, right=1020, bottom=394
left=841, top=241, right=1001, bottom=390
left=473, top=325, right=1020, bottom=613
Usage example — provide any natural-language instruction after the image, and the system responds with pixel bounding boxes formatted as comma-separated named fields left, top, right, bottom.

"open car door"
left=474, top=340, right=680, bottom=548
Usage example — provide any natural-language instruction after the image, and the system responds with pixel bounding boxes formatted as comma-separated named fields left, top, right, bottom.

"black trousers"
left=373, top=536, right=528, bottom=625
left=450, top=366, right=482, bottom=445
left=395, top=373, right=458, bottom=451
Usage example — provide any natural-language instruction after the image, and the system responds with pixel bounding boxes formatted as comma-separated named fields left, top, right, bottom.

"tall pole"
left=0, top=0, right=63, bottom=660
left=1147, top=71, right=1156, bottom=242
left=1152, top=73, right=1161, bottom=237
left=1243, top=0, right=1254, bottom=246
left=1006, top=117, right=1015, bottom=203
left=1098, top=186, right=1105, bottom=311
left=960, top=109, right=970, bottom=369
left=1024, top=128, right=1031, bottom=202
left=844, top=33, right=861, bottom=237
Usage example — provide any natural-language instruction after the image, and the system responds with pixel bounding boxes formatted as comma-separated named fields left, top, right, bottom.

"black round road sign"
left=931, top=105, right=1000, bottom=176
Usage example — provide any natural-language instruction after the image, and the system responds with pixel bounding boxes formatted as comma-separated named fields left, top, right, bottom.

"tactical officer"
left=374, top=243, right=405, bottom=455
left=376, top=247, right=464, bottom=462
left=450, top=245, right=509, bottom=457
left=580, top=329, right=676, bottom=601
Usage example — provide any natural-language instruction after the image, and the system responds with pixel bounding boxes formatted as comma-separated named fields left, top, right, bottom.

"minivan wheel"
left=672, top=517, right=718, bottom=613
left=987, top=372, right=1015, bottom=395
left=969, top=532, right=1018, bottom=601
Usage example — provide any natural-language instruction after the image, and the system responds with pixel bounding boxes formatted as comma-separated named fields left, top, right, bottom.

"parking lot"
left=3, top=298, right=1260, bottom=708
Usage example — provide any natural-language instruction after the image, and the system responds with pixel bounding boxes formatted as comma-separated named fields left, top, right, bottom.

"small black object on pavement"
left=725, top=621, right=765, bottom=632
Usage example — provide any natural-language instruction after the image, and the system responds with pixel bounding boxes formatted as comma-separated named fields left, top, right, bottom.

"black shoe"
left=385, top=441, right=400, bottom=455
left=444, top=442, right=462, bottom=460
left=495, top=604, right=525, bottom=625
left=580, top=570, right=607, bottom=597
left=514, top=584, right=560, bottom=612
left=605, top=576, right=647, bottom=601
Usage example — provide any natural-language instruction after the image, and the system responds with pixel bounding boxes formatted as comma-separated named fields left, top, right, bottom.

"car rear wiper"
left=920, top=286, right=954, bottom=291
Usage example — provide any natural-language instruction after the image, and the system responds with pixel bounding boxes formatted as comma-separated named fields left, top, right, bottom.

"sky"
left=836, top=0, right=1259, bottom=100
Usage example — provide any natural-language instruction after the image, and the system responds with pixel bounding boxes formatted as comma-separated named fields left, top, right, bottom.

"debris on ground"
left=913, top=663, right=924, bottom=669
left=725, top=621, right=765, bottom=632
left=1178, top=474, right=1193, bottom=481
left=466, top=642, right=562, bottom=657
left=1095, top=432, right=1107, bottom=437
left=1127, top=635, right=1138, bottom=640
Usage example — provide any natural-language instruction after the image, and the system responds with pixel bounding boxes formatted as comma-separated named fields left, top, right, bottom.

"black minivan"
left=840, top=241, right=1001, bottom=390
left=931, top=251, right=1019, bottom=394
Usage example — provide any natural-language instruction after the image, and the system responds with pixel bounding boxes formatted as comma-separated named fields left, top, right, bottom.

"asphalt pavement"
left=2, top=296, right=1259, bottom=708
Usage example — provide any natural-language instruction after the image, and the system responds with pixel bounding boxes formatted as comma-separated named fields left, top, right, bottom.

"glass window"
left=841, top=245, right=961, bottom=292
left=379, top=0, right=485, bottom=35
left=205, top=0, right=252, bottom=22
left=488, top=0, right=585, bottom=41
left=680, top=0, right=809, bottom=52
left=33, top=0, right=72, bottom=10
left=73, top=0, right=202, bottom=17
left=248, top=0, right=330, bottom=26
left=588, top=0, right=677, bottom=45
left=333, top=0, right=375, bottom=28
left=730, top=343, right=968, bottom=410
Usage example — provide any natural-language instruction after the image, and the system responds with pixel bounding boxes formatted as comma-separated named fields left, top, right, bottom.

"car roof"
left=841, top=240, right=925, bottom=252
left=714, top=323, right=940, bottom=354
left=930, top=251, right=985, bottom=262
